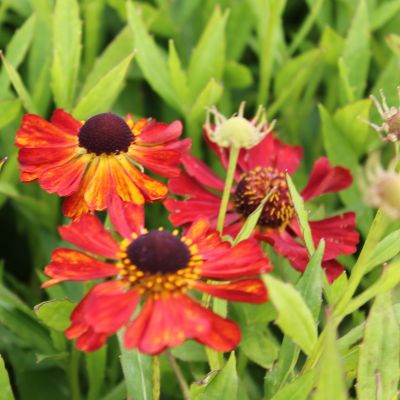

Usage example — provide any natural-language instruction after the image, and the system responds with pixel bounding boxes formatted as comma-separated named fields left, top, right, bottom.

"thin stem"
left=152, top=356, right=161, bottom=400
left=68, top=347, right=81, bottom=400
left=166, top=351, right=190, bottom=400
left=217, top=146, right=240, bottom=233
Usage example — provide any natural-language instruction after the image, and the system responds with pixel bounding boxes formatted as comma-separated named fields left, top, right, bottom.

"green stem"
left=68, top=347, right=81, bottom=400
left=333, top=208, right=390, bottom=318
left=152, top=356, right=160, bottom=400
left=166, top=351, right=190, bottom=400
left=217, top=146, right=240, bottom=234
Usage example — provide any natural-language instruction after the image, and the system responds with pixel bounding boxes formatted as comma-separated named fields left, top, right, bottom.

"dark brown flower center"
left=234, top=166, right=295, bottom=228
left=78, top=113, right=133, bottom=155
left=126, top=230, right=191, bottom=274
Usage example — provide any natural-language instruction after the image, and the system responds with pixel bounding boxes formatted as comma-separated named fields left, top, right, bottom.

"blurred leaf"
left=192, top=352, right=238, bottom=400
left=127, top=2, right=180, bottom=111
left=320, top=26, right=344, bottom=66
left=187, top=7, right=228, bottom=101
left=86, top=346, right=107, bottom=400
left=329, top=272, right=348, bottom=306
left=287, top=174, right=314, bottom=253
left=357, top=291, right=399, bottom=400
left=370, top=0, right=400, bottom=31
left=240, top=327, right=279, bottom=369
left=187, top=78, right=223, bottom=122
left=73, top=53, right=134, bottom=119
left=270, top=370, right=316, bottom=400
left=313, top=314, right=347, bottom=400
left=365, top=229, right=400, bottom=272
left=171, top=340, right=207, bottom=362
left=34, top=299, right=75, bottom=332
left=81, top=26, right=133, bottom=97
left=0, top=14, right=36, bottom=94
left=168, top=39, right=189, bottom=107
left=0, top=355, right=14, bottom=400
left=224, top=61, right=253, bottom=89
left=119, top=333, right=152, bottom=400
left=0, top=99, right=21, bottom=129
left=341, top=0, right=370, bottom=99
left=319, top=104, right=373, bottom=235
left=51, top=0, right=82, bottom=110
left=262, top=275, right=317, bottom=355
left=0, top=53, right=38, bottom=113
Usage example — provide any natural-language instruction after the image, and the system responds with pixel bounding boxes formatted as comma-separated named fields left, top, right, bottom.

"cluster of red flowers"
left=16, top=109, right=359, bottom=354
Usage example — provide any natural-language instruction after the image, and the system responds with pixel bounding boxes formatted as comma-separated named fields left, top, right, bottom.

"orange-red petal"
left=43, top=248, right=117, bottom=286
left=194, top=279, right=268, bottom=304
left=59, top=214, right=120, bottom=258
left=50, top=109, right=81, bottom=135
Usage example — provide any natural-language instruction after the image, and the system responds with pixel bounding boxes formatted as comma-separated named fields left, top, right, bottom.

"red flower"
left=42, top=195, right=272, bottom=354
left=16, top=110, right=191, bottom=219
left=165, top=133, right=359, bottom=282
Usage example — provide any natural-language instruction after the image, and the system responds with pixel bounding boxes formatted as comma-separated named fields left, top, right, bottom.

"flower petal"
left=108, top=194, right=144, bottom=239
left=50, top=109, right=81, bottom=135
left=182, top=154, right=225, bottom=191
left=124, top=294, right=240, bottom=354
left=200, top=239, right=272, bottom=279
left=322, top=260, right=345, bottom=283
left=38, top=155, right=89, bottom=196
left=135, top=120, right=183, bottom=144
left=42, top=248, right=117, bottom=287
left=59, top=214, right=120, bottom=258
left=301, top=157, right=353, bottom=201
left=16, top=114, right=78, bottom=148
left=194, top=279, right=268, bottom=303
left=239, top=133, right=303, bottom=174
left=129, top=146, right=182, bottom=178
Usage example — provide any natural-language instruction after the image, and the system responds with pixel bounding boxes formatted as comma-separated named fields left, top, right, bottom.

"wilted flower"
left=363, top=88, right=400, bottom=143
left=205, top=102, right=275, bottom=149
left=42, top=195, right=271, bottom=353
left=16, top=110, right=190, bottom=219
left=166, top=133, right=359, bottom=282
left=364, top=153, right=400, bottom=218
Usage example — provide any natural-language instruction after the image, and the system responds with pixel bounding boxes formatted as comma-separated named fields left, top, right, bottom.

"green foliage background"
left=0, top=0, right=400, bottom=399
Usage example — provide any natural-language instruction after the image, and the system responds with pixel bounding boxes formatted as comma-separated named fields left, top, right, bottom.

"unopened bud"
left=205, top=102, right=275, bottom=149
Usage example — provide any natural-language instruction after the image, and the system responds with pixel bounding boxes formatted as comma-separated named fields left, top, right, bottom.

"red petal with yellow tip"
left=43, top=248, right=117, bottom=286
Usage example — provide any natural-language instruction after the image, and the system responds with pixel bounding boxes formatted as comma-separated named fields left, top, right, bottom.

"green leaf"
left=0, top=99, right=21, bottom=129
left=168, top=40, right=189, bottom=106
left=192, top=352, right=238, bottom=400
left=73, top=53, right=134, bottom=120
left=357, top=291, right=399, bottom=400
left=341, top=0, right=370, bottom=100
left=319, top=26, right=344, bottom=66
left=333, top=99, right=371, bottom=157
left=0, top=53, right=38, bottom=113
left=126, top=2, right=180, bottom=111
left=329, top=272, right=348, bottom=306
left=86, top=346, right=107, bottom=400
left=0, top=14, right=36, bottom=94
left=34, top=299, right=75, bottom=331
left=224, top=61, right=253, bottom=89
left=81, top=26, right=133, bottom=97
left=365, top=229, right=400, bottom=272
left=51, top=0, right=82, bottom=110
left=370, top=0, right=400, bottom=31
left=270, top=370, right=316, bottom=400
left=234, top=192, right=273, bottom=244
left=0, top=355, right=14, bottom=400
left=262, top=275, right=317, bottom=355
left=287, top=174, right=314, bottom=254
left=313, top=315, right=347, bottom=400
left=119, top=333, right=152, bottom=400
left=187, top=78, right=223, bottom=123
left=187, top=7, right=228, bottom=100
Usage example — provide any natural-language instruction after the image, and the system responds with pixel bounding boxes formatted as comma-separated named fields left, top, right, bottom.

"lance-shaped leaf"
left=263, top=275, right=317, bottom=355
left=51, top=0, right=82, bottom=110
left=0, top=355, right=14, bottom=400
left=357, top=291, right=399, bottom=400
